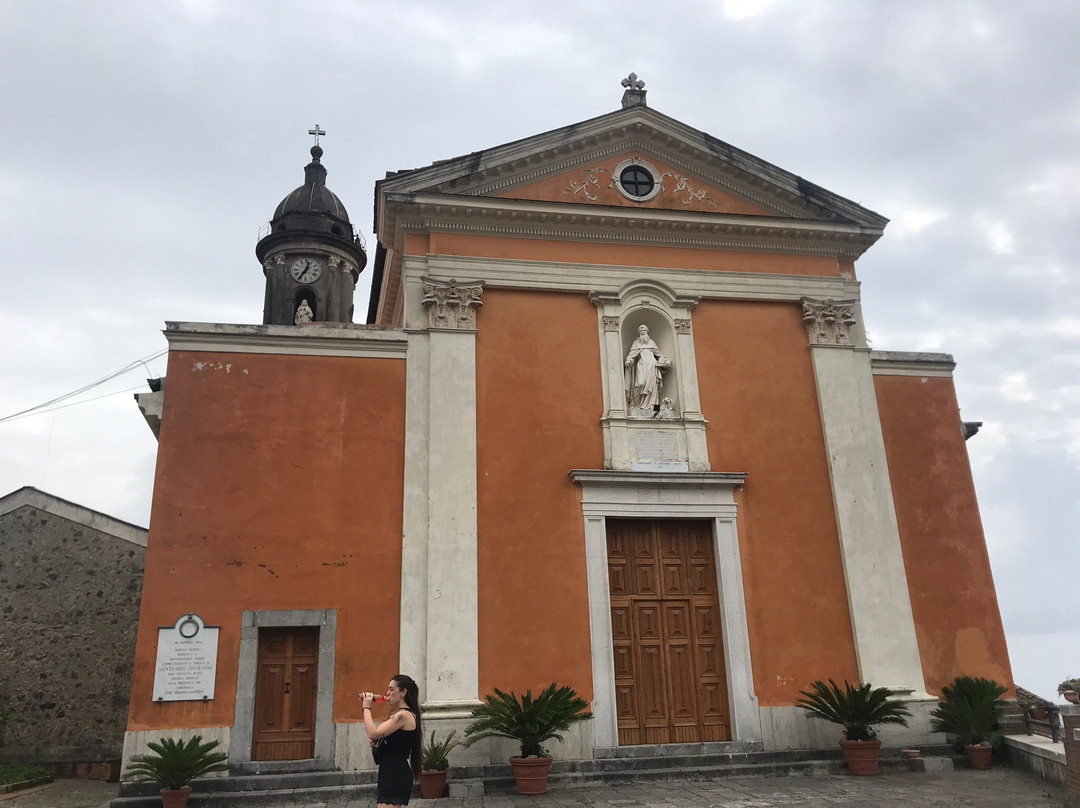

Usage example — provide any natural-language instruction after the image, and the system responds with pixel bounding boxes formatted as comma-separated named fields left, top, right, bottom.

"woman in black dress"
left=361, top=674, right=422, bottom=807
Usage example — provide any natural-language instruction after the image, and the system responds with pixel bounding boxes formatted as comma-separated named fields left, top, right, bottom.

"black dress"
left=376, top=724, right=417, bottom=805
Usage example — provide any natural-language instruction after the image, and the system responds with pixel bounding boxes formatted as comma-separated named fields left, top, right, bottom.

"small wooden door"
left=251, top=627, right=319, bottom=761
left=608, top=519, right=731, bottom=745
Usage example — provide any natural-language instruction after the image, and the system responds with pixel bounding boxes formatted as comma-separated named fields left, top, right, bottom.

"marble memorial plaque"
left=631, top=460, right=690, bottom=472
left=635, top=429, right=680, bottom=461
left=153, top=613, right=219, bottom=702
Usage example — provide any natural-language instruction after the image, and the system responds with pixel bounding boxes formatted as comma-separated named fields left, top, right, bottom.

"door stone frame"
left=231, top=609, right=337, bottom=773
left=570, top=470, right=761, bottom=749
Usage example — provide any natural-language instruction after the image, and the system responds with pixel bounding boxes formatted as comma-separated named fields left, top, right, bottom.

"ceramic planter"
left=160, top=786, right=192, bottom=808
left=509, top=755, right=553, bottom=794
left=419, top=770, right=448, bottom=799
left=1063, top=690, right=1079, bottom=704
left=966, top=742, right=993, bottom=769
left=838, top=740, right=882, bottom=775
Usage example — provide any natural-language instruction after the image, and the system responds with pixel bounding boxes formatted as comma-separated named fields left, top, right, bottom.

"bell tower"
left=256, top=127, right=367, bottom=325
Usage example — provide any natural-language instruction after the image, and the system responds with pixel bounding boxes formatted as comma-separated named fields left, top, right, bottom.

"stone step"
left=110, top=745, right=959, bottom=807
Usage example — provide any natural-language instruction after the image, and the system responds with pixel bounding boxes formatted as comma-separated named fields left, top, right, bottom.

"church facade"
left=126, top=83, right=1012, bottom=771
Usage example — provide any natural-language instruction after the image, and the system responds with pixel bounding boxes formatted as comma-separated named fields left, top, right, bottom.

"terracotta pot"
left=839, top=739, right=882, bottom=775
left=160, top=787, right=192, bottom=808
left=966, top=743, right=993, bottom=769
left=419, top=769, right=448, bottom=799
left=509, top=755, right=553, bottom=795
left=1064, top=690, right=1079, bottom=704
left=901, top=748, right=921, bottom=760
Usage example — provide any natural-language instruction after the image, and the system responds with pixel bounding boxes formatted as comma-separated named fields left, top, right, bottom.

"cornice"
left=164, top=322, right=408, bottom=358
left=570, top=470, right=748, bottom=488
left=870, top=350, right=956, bottom=377
left=383, top=193, right=882, bottom=260
left=408, top=254, right=861, bottom=302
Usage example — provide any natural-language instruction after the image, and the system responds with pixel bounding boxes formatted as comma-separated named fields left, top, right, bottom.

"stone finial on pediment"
left=621, top=73, right=647, bottom=109
left=421, top=277, right=485, bottom=329
left=801, top=298, right=858, bottom=346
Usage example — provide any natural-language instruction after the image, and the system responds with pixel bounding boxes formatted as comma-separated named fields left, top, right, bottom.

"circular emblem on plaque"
left=178, top=616, right=200, bottom=639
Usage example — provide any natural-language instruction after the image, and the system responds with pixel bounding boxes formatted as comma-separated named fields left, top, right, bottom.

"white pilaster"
left=399, top=332, right=430, bottom=680
left=398, top=277, right=485, bottom=714
left=424, top=327, right=479, bottom=705
left=803, top=298, right=927, bottom=694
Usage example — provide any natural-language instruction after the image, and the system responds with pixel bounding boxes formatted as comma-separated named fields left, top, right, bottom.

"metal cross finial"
left=308, top=125, right=326, bottom=146
left=621, top=73, right=645, bottom=91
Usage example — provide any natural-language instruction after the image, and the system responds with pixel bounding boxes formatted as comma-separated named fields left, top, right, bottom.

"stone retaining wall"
left=0, top=497, right=145, bottom=764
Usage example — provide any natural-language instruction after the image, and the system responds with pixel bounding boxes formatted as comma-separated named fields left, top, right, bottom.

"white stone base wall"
left=121, top=727, right=230, bottom=778
left=334, top=718, right=594, bottom=771
left=334, top=722, right=377, bottom=772
left=760, top=698, right=943, bottom=751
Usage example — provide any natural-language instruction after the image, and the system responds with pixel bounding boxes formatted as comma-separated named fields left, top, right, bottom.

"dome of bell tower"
left=256, top=133, right=367, bottom=326
left=270, top=145, right=352, bottom=224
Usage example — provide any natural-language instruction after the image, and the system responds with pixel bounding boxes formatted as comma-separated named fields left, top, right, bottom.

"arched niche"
left=589, top=279, right=709, bottom=472
left=293, top=288, right=318, bottom=323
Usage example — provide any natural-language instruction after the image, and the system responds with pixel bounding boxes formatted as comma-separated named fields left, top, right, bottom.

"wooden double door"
left=608, top=519, right=731, bottom=745
left=251, top=627, right=319, bottom=761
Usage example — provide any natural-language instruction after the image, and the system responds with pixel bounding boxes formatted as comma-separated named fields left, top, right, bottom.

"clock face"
left=290, top=257, right=322, bottom=284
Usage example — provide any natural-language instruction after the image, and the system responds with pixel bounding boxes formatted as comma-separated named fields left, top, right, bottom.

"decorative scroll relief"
left=421, top=277, right=485, bottom=329
left=561, top=166, right=717, bottom=207
left=802, top=298, right=858, bottom=346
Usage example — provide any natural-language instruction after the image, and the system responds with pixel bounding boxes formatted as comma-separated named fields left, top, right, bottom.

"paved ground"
left=0, top=779, right=115, bottom=807
left=2, top=769, right=1070, bottom=808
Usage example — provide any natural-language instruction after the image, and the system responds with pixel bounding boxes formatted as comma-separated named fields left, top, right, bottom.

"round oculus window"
left=619, top=165, right=655, bottom=198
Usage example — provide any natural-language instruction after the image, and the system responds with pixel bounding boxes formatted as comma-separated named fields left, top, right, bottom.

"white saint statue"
left=294, top=299, right=314, bottom=325
left=624, top=324, right=671, bottom=412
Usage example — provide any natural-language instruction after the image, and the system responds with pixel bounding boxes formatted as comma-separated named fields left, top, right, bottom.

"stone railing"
left=1023, top=704, right=1062, bottom=743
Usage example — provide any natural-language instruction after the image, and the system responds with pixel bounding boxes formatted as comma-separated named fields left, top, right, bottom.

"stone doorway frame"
left=231, top=609, right=337, bottom=772
left=570, top=470, right=761, bottom=749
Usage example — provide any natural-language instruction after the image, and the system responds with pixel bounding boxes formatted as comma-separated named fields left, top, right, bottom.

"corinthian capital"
left=421, top=277, right=485, bottom=329
left=801, top=298, right=858, bottom=346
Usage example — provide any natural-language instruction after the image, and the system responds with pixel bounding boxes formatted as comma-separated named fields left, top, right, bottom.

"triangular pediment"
left=377, top=105, right=887, bottom=229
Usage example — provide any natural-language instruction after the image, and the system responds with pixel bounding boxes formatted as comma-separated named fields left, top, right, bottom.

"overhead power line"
left=0, top=349, right=167, bottom=425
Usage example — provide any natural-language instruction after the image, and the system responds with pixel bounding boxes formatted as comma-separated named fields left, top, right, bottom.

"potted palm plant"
left=930, top=676, right=1006, bottom=769
left=796, top=679, right=911, bottom=775
left=1058, top=678, right=1080, bottom=704
left=123, top=735, right=229, bottom=808
left=464, top=682, right=592, bottom=794
left=419, top=729, right=460, bottom=799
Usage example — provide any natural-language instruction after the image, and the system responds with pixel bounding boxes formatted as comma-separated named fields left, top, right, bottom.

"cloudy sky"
left=1, top=1, right=1076, bottom=704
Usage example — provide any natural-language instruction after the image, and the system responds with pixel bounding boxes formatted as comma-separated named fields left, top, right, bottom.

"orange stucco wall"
left=694, top=300, right=860, bottom=705
left=501, top=151, right=774, bottom=216
left=875, top=375, right=1013, bottom=695
left=128, top=350, right=406, bottom=730
left=474, top=289, right=604, bottom=700
left=409, top=233, right=849, bottom=278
